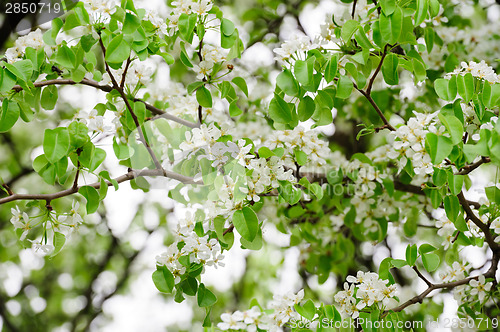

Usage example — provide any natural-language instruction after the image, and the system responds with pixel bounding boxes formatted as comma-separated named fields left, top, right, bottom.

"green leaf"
left=294, top=300, right=316, bottom=321
left=298, top=96, right=315, bottom=121
left=415, top=0, right=429, bottom=26
left=221, top=18, right=235, bottom=36
left=354, top=30, right=373, bottom=50
left=123, top=12, right=140, bottom=34
left=51, top=232, right=66, bottom=257
left=341, top=20, right=359, bottom=42
left=229, top=102, right=242, bottom=117
left=425, top=132, right=453, bottom=164
left=447, top=172, right=464, bottom=196
left=41, top=85, right=58, bottom=110
left=0, top=68, right=17, bottom=92
left=180, top=276, right=198, bottom=296
left=418, top=243, right=437, bottom=254
left=152, top=265, right=175, bottom=293
left=0, top=100, right=20, bottom=132
left=456, top=73, right=474, bottom=102
left=294, top=58, right=314, bottom=86
left=444, top=195, right=460, bottom=222
left=258, top=146, right=274, bottom=158
left=391, top=259, right=407, bottom=268
left=232, top=77, right=248, bottom=97
left=78, top=186, right=100, bottom=214
left=43, top=127, right=70, bottom=163
left=382, top=53, right=399, bottom=85
left=56, top=45, right=76, bottom=69
left=424, top=27, right=434, bottom=53
left=196, top=86, right=212, bottom=108
left=294, top=149, right=308, bottom=166
left=380, top=0, right=396, bottom=15
left=68, top=121, right=89, bottom=148
left=324, top=55, right=338, bottom=83
left=336, top=75, right=353, bottom=99
left=412, top=58, right=427, bottom=82
left=232, top=207, right=259, bottom=242
left=178, top=13, right=197, bottom=43
left=434, top=76, right=457, bottom=101
left=105, top=34, right=130, bottom=64
left=485, top=186, right=500, bottom=205
left=43, top=18, right=63, bottom=46
left=380, top=8, right=402, bottom=44
left=240, top=228, right=263, bottom=250
left=422, top=252, right=440, bottom=272
left=438, top=114, right=463, bottom=145
left=269, top=94, right=292, bottom=124
left=197, top=283, right=217, bottom=307
left=159, top=52, right=174, bottom=65
left=429, top=0, right=440, bottom=17
left=406, top=244, right=418, bottom=266
left=482, top=83, right=500, bottom=109
left=276, top=69, right=299, bottom=96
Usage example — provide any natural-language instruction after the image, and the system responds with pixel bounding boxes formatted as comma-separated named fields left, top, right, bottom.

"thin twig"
left=458, top=191, right=499, bottom=250
left=455, top=157, right=491, bottom=175
left=351, top=0, right=357, bottom=18
left=120, top=57, right=131, bottom=90
left=413, top=266, right=433, bottom=287
left=11, top=79, right=199, bottom=128
left=98, top=37, right=163, bottom=171
left=386, top=255, right=499, bottom=314
left=0, top=169, right=202, bottom=205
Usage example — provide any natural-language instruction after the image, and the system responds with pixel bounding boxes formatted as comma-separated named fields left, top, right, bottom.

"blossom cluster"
left=265, top=126, right=330, bottom=170
left=82, top=0, right=116, bottom=23
left=217, top=289, right=305, bottom=331
left=436, top=213, right=481, bottom=249
left=334, top=271, right=397, bottom=318
left=193, top=44, right=228, bottom=80
left=155, top=214, right=224, bottom=283
left=100, top=61, right=155, bottom=87
left=440, top=262, right=493, bottom=305
left=273, top=34, right=314, bottom=63
left=5, top=29, right=44, bottom=63
left=445, top=61, right=500, bottom=84
left=168, top=0, right=213, bottom=27
left=388, top=111, right=443, bottom=175
left=10, top=202, right=84, bottom=255
left=218, top=307, right=269, bottom=331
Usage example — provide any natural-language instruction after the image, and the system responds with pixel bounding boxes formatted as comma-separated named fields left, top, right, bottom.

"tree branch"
left=11, top=79, right=199, bottom=128
left=413, top=266, right=433, bottom=287
left=456, top=156, right=491, bottom=175
left=98, top=37, right=164, bottom=171
left=0, top=169, right=201, bottom=205
left=458, top=191, right=499, bottom=250
left=386, top=254, right=499, bottom=314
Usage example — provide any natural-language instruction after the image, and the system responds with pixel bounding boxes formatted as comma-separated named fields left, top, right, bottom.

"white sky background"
left=2, top=0, right=500, bottom=331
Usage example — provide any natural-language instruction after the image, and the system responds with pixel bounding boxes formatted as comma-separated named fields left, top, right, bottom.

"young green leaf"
left=105, top=34, right=130, bottom=64
left=0, top=100, right=20, bottom=133
left=269, top=94, right=292, bottom=124
left=422, top=252, right=440, bottom=272
left=425, top=132, right=453, bottom=164
left=406, top=244, right=418, bottom=266
left=152, top=265, right=175, bottom=293
left=197, top=283, right=217, bottom=307
left=232, top=207, right=259, bottom=242
left=336, top=75, right=353, bottom=99
left=196, top=86, right=213, bottom=108
left=43, top=127, right=70, bottom=163
left=382, top=53, right=399, bottom=85
left=78, top=185, right=100, bottom=214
